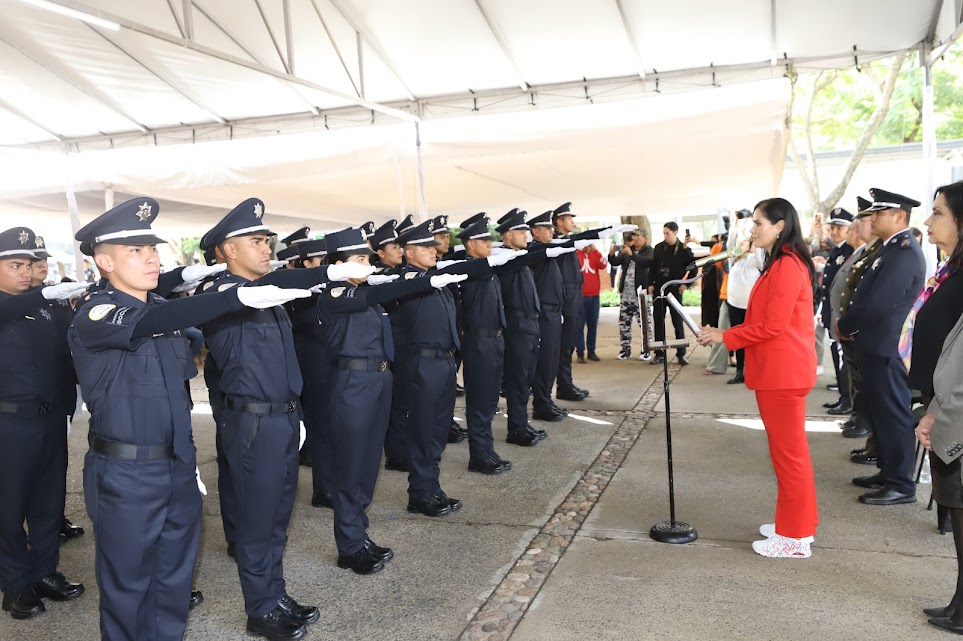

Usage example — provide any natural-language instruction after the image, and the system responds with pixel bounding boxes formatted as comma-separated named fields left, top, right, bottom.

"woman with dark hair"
left=700, top=197, right=818, bottom=558
left=910, top=181, right=963, bottom=634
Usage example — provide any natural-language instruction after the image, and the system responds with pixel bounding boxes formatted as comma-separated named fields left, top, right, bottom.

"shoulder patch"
left=202, top=281, right=214, bottom=291
left=330, top=287, right=345, bottom=298
left=88, top=303, right=117, bottom=321
left=218, top=282, right=238, bottom=292
left=405, top=271, right=418, bottom=280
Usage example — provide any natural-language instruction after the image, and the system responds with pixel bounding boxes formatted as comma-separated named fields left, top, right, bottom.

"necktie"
left=494, top=277, right=507, bottom=328
left=156, top=338, right=193, bottom=463
left=440, top=289, right=460, bottom=350
left=271, top=306, right=303, bottom=397
left=378, top=307, right=395, bottom=361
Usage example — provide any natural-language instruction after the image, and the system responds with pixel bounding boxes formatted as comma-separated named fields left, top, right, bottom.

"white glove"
left=368, top=274, right=400, bottom=286
left=488, top=249, right=527, bottom=267
left=326, top=263, right=376, bottom=281
left=42, top=282, right=89, bottom=300
left=491, top=242, right=505, bottom=248
left=550, top=238, right=569, bottom=244
left=574, top=240, right=593, bottom=250
left=298, top=421, right=306, bottom=451
left=436, top=259, right=465, bottom=270
left=269, top=260, right=289, bottom=270
left=181, top=263, right=226, bottom=282
left=171, top=279, right=203, bottom=294
left=490, top=246, right=512, bottom=256
left=236, top=285, right=311, bottom=309
left=308, top=284, right=327, bottom=294
left=195, top=466, right=207, bottom=495
left=546, top=246, right=576, bottom=258
left=430, top=274, right=468, bottom=288
left=598, top=224, right=638, bottom=239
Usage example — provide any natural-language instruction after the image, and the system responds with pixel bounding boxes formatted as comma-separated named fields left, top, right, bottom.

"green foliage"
left=600, top=289, right=620, bottom=307
left=598, top=288, right=701, bottom=308
left=682, top=288, right=701, bottom=307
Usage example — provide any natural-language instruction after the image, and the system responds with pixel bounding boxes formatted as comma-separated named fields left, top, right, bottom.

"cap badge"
left=427, top=220, right=434, bottom=232
left=253, top=203, right=264, bottom=219
left=18, top=230, right=29, bottom=245
left=136, top=202, right=152, bottom=221
left=36, top=236, right=45, bottom=248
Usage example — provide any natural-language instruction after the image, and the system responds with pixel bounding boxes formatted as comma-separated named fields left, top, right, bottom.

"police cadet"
left=68, top=198, right=308, bottom=640
left=197, top=198, right=372, bottom=641
left=0, top=228, right=87, bottom=621
left=372, top=220, right=403, bottom=271
left=275, top=226, right=311, bottom=270
left=820, top=208, right=855, bottom=416
left=837, top=188, right=926, bottom=506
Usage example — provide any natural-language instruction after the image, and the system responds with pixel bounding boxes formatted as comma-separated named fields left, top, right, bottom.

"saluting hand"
left=327, top=262, right=376, bottom=281
left=430, top=273, right=468, bottom=288
left=181, top=263, right=226, bottom=282
left=236, top=285, right=311, bottom=309
left=488, top=249, right=527, bottom=267
left=41, top=282, right=90, bottom=301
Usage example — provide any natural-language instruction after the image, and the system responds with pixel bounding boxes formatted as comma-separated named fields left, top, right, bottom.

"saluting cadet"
left=552, top=202, right=592, bottom=402
left=820, top=208, right=855, bottom=416
left=69, top=198, right=308, bottom=641
left=0, top=228, right=86, bottom=621
left=276, top=227, right=310, bottom=270
left=197, top=198, right=372, bottom=641
left=431, top=214, right=468, bottom=444
left=372, top=220, right=403, bottom=271
left=837, top=188, right=926, bottom=506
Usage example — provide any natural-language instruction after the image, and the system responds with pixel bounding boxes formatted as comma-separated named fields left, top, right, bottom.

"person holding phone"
left=647, top=222, right=694, bottom=365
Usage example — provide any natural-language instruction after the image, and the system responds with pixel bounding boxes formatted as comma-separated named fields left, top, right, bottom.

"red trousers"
left=755, top=388, right=818, bottom=538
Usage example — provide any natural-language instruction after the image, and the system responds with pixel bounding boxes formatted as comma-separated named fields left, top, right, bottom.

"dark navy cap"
left=359, top=221, right=376, bottom=240
left=371, top=220, right=399, bottom=248
left=281, top=226, right=310, bottom=246
left=325, top=227, right=375, bottom=255
left=862, top=188, right=921, bottom=214
left=75, top=197, right=166, bottom=256
left=200, top=198, right=276, bottom=250
left=398, top=219, right=442, bottom=247
left=496, top=208, right=521, bottom=225
left=528, top=211, right=554, bottom=227
left=31, top=235, right=51, bottom=259
left=297, top=239, right=327, bottom=260
left=460, top=212, right=487, bottom=228
left=276, top=246, right=299, bottom=262
left=827, top=208, right=854, bottom=226
left=856, top=196, right=872, bottom=214
left=396, top=214, right=416, bottom=235
left=0, top=227, right=38, bottom=260
left=495, top=211, right=530, bottom=235
left=203, top=247, right=217, bottom=266
left=457, top=220, right=493, bottom=242
left=432, top=215, right=450, bottom=234
left=552, top=202, right=574, bottom=222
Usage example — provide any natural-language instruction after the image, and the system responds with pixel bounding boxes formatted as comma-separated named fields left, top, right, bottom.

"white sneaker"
left=617, top=352, right=631, bottom=360
left=639, top=352, right=652, bottom=362
left=752, top=534, right=812, bottom=558
left=759, top=523, right=814, bottom=543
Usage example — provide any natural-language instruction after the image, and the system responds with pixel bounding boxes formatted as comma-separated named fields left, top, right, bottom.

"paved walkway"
left=1, top=308, right=954, bottom=640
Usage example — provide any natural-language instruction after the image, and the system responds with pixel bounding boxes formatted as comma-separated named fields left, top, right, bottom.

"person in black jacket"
left=648, top=222, right=695, bottom=365
left=609, top=230, right=654, bottom=360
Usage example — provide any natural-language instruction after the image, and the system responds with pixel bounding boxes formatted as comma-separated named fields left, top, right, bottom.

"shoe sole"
left=850, top=458, right=877, bottom=465
left=406, top=506, right=453, bottom=517
left=9, top=607, right=45, bottom=620
left=468, top=465, right=508, bottom=475
left=34, top=586, right=85, bottom=602
left=859, top=496, right=917, bottom=505
left=335, top=559, right=385, bottom=575
left=246, top=623, right=307, bottom=639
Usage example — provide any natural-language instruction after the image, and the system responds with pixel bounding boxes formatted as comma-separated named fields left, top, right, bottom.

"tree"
left=167, top=237, right=201, bottom=266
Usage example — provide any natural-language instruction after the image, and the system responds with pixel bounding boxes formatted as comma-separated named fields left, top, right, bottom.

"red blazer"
left=723, top=252, right=816, bottom=391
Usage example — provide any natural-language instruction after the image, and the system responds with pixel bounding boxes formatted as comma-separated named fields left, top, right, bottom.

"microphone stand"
left=643, top=271, right=705, bottom=545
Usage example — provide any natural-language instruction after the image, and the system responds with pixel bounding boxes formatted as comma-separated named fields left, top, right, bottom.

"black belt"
left=90, top=435, right=174, bottom=461
left=224, top=396, right=298, bottom=415
left=337, top=358, right=391, bottom=372
left=469, top=328, right=503, bottom=338
left=507, top=310, right=539, bottom=320
left=0, top=400, right=51, bottom=416
left=411, top=348, right=456, bottom=359
left=541, top=303, right=562, bottom=312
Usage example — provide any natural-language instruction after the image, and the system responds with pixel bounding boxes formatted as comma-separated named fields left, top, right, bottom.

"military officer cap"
left=203, top=247, right=217, bottom=266
left=297, top=238, right=327, bottom=260
left=371, top=220, right=399, bottom=248
left=281, top=226, right=310, bottom=246
left=324, top=227, right=375, bottom=255
left=827, top=208, right=854, bottom=226
left=396, top=214, right=416, bottom=236
left=398, top=219, right=442, bottom=247
left=496, top=208, right=521, bottom=225
left=31, top=235, right=51, bottom=259
left=861, top=188, right=921, bottom=214
left=856, top=196, right=872, bottom=215
left=201, top=197, right=276, bottom=250
left=528, top=211, right=554, bottom=227
left=75, top=197, right=165, bottom=256
left=460, top=212, right=487, bottom=228
left=276, top=245, right=299, bottom=262
left=432, top=214, right=451, bottom=234
left=359, top=221, right=376, bottom=240
left=495, top=210, right=530, bottom=234
left=457, top=220, right=493, bottom=242
left=552, top=201, right=574, bottom=222
left=0, top=227, right=38, bottom=260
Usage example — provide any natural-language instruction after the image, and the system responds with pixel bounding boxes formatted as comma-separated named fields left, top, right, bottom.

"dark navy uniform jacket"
left=528, top=240, right=570, bottom=308
left=25, top=287, right=78, bottom=416
left=553, top=229, right=603, bottom=293
left=0, top=289, right=57, bottom=405
left=820, top=241, right=854, bottom=328
left=317, top=283, right=394, bottom=362
left=69, top=289, right=197, bottom=454
left=497, top=253, right=541, bottom=321
left=459, top=257, right=504, bottom=334
left=837, top=229, right=925, bottom=357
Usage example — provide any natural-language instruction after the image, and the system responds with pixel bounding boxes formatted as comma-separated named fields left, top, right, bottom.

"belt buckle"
left=496, top=329, right=503, bottom=337
left=38, top=402, right=50, bottom=416
left=286, top=400, right=297, bottom=413
left=446, top=350, right=454, bottom=358
left=378, top=361, right=388, bottom=372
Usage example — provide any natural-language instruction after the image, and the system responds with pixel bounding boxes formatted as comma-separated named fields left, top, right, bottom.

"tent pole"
left=62, top=151, right=86, bottom=281
left=394, top=146, right=406, bottom=219
left=920, top=44, right=938, bottom=277
left=414, top=122, right=428, bottom=222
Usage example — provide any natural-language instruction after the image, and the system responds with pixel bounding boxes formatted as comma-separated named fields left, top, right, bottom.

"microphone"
left=687, top=245, right=744, bottom=270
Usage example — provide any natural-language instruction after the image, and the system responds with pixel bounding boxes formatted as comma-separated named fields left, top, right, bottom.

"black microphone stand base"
left=650, top=520, right=698, bottom=544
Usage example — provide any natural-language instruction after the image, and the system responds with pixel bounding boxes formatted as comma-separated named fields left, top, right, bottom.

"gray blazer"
left=930, top=312, right=963, bottom=464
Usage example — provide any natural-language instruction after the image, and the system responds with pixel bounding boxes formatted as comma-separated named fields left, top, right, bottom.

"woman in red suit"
left=699, top=197, right=818, bottom=558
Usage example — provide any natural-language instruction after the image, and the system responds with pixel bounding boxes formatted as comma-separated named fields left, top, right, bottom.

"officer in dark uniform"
left=552, top=202, right=591, bottom=401
left=820, top=208, right=855, bottom=415
left=0, top=228, right=86, bottom=621
left=69, top=198, right=309, bottom=640
left=432, top=214, right=469, bottom=443
left=396, top=214, right=416, bottom=237
left=371, top=220, right=402, bottom=271
left=838, top=188, right=926, bottom=506
left=275, top=227, right=311, bottom=269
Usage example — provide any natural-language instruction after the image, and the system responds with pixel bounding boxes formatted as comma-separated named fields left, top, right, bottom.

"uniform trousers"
left=841, top=341, right=877, bottom=452
left=856, top=352, right=915, bottom=494
left=829, top=339, right=851, bottom=403
left=556, top=288, right=581, bottom=392
left=405, top=355, right=457, bottom=501
left=297, top=343, right=334, bottom=497
left=755, top=388, right=818, bottom=539
left=83, top=452, right=200, bottom=641
left=385, top=351, right=411, bottom=467
left=462, top=332, right=504, bottom=461
left=504, top=317, right=540, bottom=433
left=206, top=363, right=236, bottom=547
left=0, top=413, right=65, bottom=595
left=329, top=368, right=391, bottom=555
left=221, top=407, right=299, bottom=618
left=533, top=308, right=562, bottom=413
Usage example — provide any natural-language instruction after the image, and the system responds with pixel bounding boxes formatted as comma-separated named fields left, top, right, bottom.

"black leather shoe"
left=507, top=431, right=539, bottom=446
left=852, top=473, right=885, bottom=489
left=556, top=388, right=588, bottom=402
left=2, top=588, right=45, bottom=620
left=527, top=425, right=548, bottom=441
left=822, top=399, right=841, bottom=409
left=859, top=487, right=917, bottom=505
left=336, top=548, right=385, bottom=575
left=311, top=490, right=333, bottom=509
left=407, top=493, right=453, bottom=517
left=841, top=425, right=871, bottom=439
left=33, top=573, right=84, bottom=601
left=588, top=352, right=600, bottom=361
left=928, top=617, right=963, bottom=634
left=850, top=447, right=866, bottom=455
left=385, top=459, right=409, bottom=472
left=447, top=425, right=467, bottom=443
left=469, top=457, right=510, bottom=475
left=189, top=590, right=203, bottom=610
left=494, top=455, right=512, bottom=471
left=576, top=354, right=586, bottom=364
left=827, top=404, right=854, bottom=416
left=364, top=537, right=394, bottom=562
left=60, top=516, right=84, bottom=543
left=925, top=606, right=954, bottom=618
left=298, top=449, right=312, bottom=467
left=277, top=594, right=320, bottom=625
left=850, top=451, right=878, bottom=465
left=441, top=492, right=463, bottom=512
left=677, top=355, right=689, bottom=366
left=549, top=403, right=569, bottom=416
left=532, top=409, right=565, bottom=422
left=246, top=607, right=306, bottom=640
left=727, top=370, right=744, bottom=385
left=839, top=418, right=856, bottom=429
